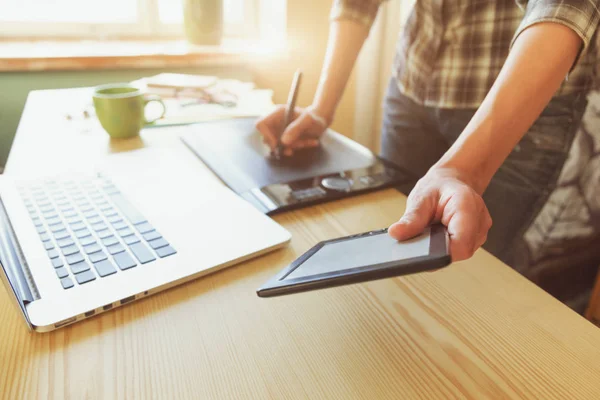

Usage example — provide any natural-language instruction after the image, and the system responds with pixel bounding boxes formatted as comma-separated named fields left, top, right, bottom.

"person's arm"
left=309, top=20, right=369, bottom=128
left=439, top=22, right=581, bottom=193
left=389, top=20, right=589, bottom=261
left=256, top=1, right=381, bottom=154
left=274, top=20, right=369, bottom=153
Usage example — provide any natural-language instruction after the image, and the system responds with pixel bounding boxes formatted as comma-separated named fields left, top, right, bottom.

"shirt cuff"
left=511, top=1, right=600, bottom=69
left=329, top=0, right=382, bottom=29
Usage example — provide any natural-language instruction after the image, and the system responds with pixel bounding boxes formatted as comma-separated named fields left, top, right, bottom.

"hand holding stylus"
left=256, top=71, right=330, bottom=158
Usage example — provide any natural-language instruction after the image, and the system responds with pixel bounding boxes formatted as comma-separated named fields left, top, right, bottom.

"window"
left=0, top=0, right=285, bottom=42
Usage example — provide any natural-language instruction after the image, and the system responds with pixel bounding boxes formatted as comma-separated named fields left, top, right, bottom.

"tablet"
left=257, top=224, right=450, bottom=297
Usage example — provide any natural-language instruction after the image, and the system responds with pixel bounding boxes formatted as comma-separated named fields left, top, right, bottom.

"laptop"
left=0, top=146, right=291, bottom=332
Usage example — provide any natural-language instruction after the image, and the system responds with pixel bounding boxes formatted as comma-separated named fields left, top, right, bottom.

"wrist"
left=308, top=102, right=335, bottom=127
left=432, top=157, right=489, bottom=195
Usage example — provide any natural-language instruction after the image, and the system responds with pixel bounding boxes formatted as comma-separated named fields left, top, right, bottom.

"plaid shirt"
left=331, top=0, right=600, bottom=109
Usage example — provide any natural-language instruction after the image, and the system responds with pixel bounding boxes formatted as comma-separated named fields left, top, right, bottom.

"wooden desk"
left=2, top=88, right=600, bottom=399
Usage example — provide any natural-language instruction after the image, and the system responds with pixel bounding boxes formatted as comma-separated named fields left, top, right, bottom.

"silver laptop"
left=0, top=146, right=291, bottom=332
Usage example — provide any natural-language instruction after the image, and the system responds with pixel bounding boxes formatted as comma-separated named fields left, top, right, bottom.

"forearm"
left=436, top=22, right=582, bottom=194
left=311, top=20, right=369, bottom=122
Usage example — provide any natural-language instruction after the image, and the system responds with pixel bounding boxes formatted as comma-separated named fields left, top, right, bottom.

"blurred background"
left=0, top=0, right=413, bottom=169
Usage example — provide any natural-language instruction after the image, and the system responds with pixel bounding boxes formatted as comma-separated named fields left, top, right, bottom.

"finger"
left=283, top=147, right=294, bottom=157
left=445, top=204, right=480, bottom=262
left=475, top=210, right=493, bottom=249
left=255, top=106, right=285, bottom=149
left=281, top=112, right=314, bottom=146
left=388, top=193, right=436, bottom=241
left=475, top=231, right=488, bottom=250
left=288, top=139, right=320, bottom=149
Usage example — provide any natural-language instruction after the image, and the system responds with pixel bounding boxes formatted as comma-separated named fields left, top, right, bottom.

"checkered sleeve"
left=512, top=0, right=600, bottom=64
left=329, top=0, right=385, bottom=29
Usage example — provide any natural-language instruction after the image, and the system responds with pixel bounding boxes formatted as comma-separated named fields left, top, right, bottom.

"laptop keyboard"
left=18, top=174, right=176, bottom=289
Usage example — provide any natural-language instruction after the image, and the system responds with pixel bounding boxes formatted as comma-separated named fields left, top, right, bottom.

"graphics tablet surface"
left=181, top=118, right=415, bottom=214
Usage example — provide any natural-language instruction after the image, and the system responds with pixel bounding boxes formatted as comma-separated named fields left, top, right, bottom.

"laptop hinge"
left=0, top=197, right=38, bottom=331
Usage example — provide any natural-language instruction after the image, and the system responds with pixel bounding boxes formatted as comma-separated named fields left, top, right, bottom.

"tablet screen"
left=283, top=227, right=431, bottom=280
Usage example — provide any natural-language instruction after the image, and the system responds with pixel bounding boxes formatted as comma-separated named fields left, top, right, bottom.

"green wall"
left=0, top=66, right=251, bottom=169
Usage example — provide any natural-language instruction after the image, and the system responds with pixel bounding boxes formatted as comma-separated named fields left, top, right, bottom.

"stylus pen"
left=275, top=69, right=303, bottom=159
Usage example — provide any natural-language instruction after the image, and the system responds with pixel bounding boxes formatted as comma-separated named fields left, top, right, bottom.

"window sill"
left=0, top=39, right=284, bottom=72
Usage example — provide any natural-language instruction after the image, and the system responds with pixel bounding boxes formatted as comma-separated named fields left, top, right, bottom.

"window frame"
left=0, top=0, right=263, bottom=40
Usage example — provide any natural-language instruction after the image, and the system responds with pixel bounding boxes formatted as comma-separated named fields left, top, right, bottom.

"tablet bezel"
left=257, top=224, right=450, bottom=298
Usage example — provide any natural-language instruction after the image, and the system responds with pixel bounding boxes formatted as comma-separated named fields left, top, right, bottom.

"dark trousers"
left=381, top=79, right=587, bottom=269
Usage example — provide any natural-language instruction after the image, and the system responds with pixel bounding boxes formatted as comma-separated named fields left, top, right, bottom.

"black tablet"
left=257, top=224, right=450, bottom=297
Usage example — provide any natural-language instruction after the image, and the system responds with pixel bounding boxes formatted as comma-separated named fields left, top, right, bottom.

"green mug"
left=93, top=83, right=166, bottom=139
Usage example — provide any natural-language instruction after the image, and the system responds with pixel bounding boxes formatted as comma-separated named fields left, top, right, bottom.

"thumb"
left=389, top=196, right=435, bottom=241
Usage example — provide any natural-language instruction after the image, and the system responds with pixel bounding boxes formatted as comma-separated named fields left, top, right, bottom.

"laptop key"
left=89, top=251, right=108, bottom=263
left=43, top=212, right=59, bottom=220
left=75, top=269, right=96, bottom=285
left=112, top=221, right=127, bottom=231
left=47, top=248, right=59, bottom=259
left=117, top=227, right=133, bottom=237
left=61, top=244, right=80, bottom=256
left=103, top=209, right=118, bottom=217
left=66, top=216, right=82, bottom=225
left=79, top=236, right=96, bottom=246
left=57, top=237, right=75, bottom=248
left=97, top=229, right=112, bottom=239
left=52, top=257, right=64, bottom=268
left=93, top=260, right=117, bottom=277
left=103, top=185, right=120, bottom=195
left=46, top=216, right=62, bottom=226
left=107, top=215, right=122, bottom=224
left=102, top=236, right=119, bottom=247
left=108, top=192, right=147, bottom=225
left=135, top=222, right=154, bottom=234
left=80, top=205, right=94, bottom=213
left=61, top=277, right=74, bottom=289
left=75, top=229, right=92, bottom=239
left=107, top=243, right=125, bottom=255
left=156, top=245, right=177, bottom=258
left=83, top=210, right=98, bottom=219
left=39, top=232, right=51, bottom=242
left=50, top=223, right=66, bottom=233
left=88, top=215, right=103, bottom=225
left=114, top=251, right=137, bottom=270
left=40, top=205, right=54, bottom=213
left=36, top=225, right=46, bottom=234
left=84, top=243, right=102, bottom=254
left=70, top=261, right=91, bottom=275
left=53, top=229, right=70, bottom=240
left=66, top=252, right=85, bottom=265
left=63, top=210, right=78, bottom=218
left=124, top=235, right=141, bottom=245
left=129, top=242, right=156, bottom=264
left=56, top=267, right=69, bottom=279
left=91, top=222, right=107, bottom=231
left=148, top=237, right=168, bottom=250
left=70, top=221, right=87, bottom=231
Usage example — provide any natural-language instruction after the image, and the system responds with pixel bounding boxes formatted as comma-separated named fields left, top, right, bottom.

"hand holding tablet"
left=257, top=224, right=450, bottom=297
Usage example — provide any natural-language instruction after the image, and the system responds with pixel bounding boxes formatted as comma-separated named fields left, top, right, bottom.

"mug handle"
left=143, top=95, right=166, bottom=124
